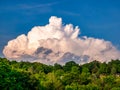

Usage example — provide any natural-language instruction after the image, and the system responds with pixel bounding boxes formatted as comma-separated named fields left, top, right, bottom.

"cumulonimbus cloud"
left=3, top=16, right=120, bottom=64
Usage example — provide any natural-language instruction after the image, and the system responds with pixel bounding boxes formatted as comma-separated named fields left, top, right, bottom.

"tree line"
left=0, top=57, right=120, bottom=90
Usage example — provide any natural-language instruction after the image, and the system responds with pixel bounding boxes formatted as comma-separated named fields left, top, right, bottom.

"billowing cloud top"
left=3, top=16, right=120, bottom=64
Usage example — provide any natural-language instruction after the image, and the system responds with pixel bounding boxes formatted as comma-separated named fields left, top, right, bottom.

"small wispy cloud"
left=0, top=2, right=59, bottom=15
left=1, top=1, right=59, bottom=11
left=18, top=2, right=58, bottom=9
left=60, top=11, right=80, bottom=16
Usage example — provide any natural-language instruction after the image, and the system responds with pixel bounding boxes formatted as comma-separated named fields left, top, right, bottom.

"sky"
left=0, top=0, right=120, bottom=57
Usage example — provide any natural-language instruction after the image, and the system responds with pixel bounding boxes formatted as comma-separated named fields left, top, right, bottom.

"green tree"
left=54, top=63, right=62, bottom=71
left=43, top=72, right=64, bottom=90
left=111, top=67, right=117, bottom=75
left=71, top=66, right=80, bottom=74
left=63, top=61, right=78, bottom=72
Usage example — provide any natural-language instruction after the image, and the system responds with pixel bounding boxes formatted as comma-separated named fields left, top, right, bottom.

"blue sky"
left=0, top=0, right=120, bottom=56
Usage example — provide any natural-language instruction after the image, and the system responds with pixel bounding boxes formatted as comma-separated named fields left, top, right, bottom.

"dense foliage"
left=0, top=57, right=120, bottom=90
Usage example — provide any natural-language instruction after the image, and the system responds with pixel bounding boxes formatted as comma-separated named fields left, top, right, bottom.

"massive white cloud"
left=3, top=16, right=120, bottom=64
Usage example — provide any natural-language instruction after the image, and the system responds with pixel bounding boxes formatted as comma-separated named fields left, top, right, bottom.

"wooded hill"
left=0, top=57, right=120, bottom=90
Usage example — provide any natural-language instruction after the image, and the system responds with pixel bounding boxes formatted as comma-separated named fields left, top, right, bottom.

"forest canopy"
left=0, top=57, right=120, bottom=90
